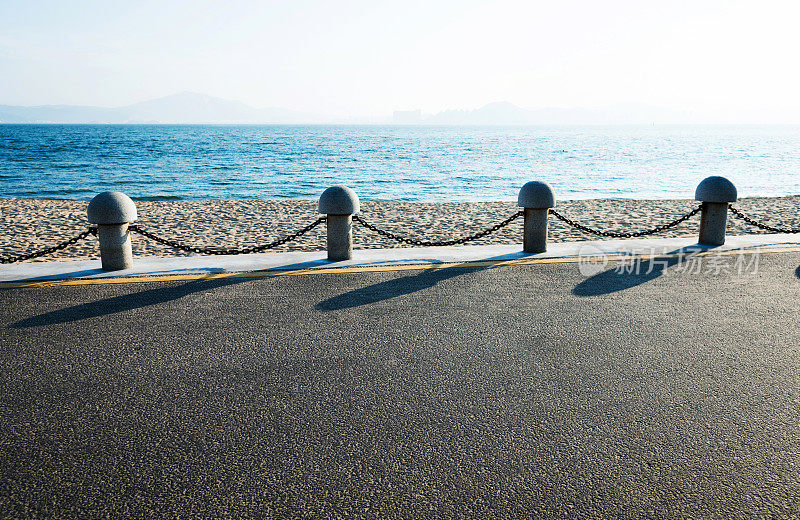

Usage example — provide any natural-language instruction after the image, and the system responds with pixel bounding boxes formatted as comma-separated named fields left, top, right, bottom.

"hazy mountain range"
left=0, top=92, right=313, bottom=124
left=0, top=92, right=789, bottom=124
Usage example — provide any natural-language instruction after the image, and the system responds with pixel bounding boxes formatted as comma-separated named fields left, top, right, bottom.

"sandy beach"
left=2, top=196, right=799, bottom=262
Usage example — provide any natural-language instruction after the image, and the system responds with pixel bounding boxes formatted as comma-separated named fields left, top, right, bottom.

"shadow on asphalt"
left=9, top=255, right=517, bottom=325
left=573, top=244, right=716, bottom=297
left=10, top=276, right=246, bottom=329
left=315, top=266, right=482, bottom=311
left=795, top=265, right=800, bottom=279
left=314, top=255, right=516, bottom=311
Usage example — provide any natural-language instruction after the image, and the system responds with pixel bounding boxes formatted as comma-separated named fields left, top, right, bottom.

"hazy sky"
left=2, top=0, right=799, bottom=119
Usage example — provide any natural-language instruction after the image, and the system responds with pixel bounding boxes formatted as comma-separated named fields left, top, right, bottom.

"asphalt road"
left=1, top=251, right=799, bottom=519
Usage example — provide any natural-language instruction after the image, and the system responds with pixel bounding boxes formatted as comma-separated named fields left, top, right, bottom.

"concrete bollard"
left=87, top=191, right=138, bottom=270
left=695, top=176, right=737, bottom=246
left=518, top=181, right=555, bottom=253
left=319, top=186, right=360, bottom=261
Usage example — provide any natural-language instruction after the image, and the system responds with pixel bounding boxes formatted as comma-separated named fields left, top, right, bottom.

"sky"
left=2, top=0, right=800, bottom=121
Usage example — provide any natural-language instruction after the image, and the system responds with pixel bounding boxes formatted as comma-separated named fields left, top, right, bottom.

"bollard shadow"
left=573, top=244, right=718, bottom=297
left=10, top=275, right=246, bottom=329
left=315, top=255, right=515, bottom=312
left=3, top=266, right=230, bottom=284
left=11, top=268, right=108, bottom=281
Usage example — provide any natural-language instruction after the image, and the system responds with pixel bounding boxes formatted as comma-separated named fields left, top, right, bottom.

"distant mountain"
left=1, top=94, right=713, bottom=125
left=0, top=92, right=314, bottom=124
left=423, top=101, right=694, bottom=125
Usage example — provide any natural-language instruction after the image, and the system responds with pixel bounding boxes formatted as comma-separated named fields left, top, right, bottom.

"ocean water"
left=1, top=124, right=799, bottom=202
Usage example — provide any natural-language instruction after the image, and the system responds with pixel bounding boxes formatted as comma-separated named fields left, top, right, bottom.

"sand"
left=2, top=196, right=800, bottom=262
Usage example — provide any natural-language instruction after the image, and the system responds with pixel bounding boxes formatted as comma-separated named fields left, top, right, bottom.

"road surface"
left=1, top=251, right=799, bottom=518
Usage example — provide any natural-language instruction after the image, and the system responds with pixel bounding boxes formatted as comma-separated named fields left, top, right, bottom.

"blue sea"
left=1, top=124, right=799, bottom=202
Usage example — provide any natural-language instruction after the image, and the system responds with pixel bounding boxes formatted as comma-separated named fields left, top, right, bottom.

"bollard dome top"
left=87, top=191, right=138, bottom=224
left=517, top=181, right=555, bottom=209
left=695, top=176, right=737, bottom=203
left=319, top=185, right=360, bottom=215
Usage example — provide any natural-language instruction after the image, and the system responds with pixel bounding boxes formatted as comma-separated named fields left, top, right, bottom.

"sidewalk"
left=2, top=233, right=800, bottom=287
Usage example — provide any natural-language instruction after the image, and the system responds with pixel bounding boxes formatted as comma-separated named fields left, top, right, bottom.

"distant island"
left=2, top=92, right=793, bottom=125
left=394, top=102, right=693, bottom=125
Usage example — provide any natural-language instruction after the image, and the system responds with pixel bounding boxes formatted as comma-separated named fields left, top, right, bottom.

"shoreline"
left=2, top=196, right=799, bottom=262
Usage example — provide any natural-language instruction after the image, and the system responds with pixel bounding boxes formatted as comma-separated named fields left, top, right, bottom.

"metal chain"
left=549, top=205, right=702, bottom=238
left=728, top=205, right=800, bottom=233
left=0, top=228, right=96, bottom=264
left=353, top=211, right=524, bottom=247
left=129, top=217, right=326, bottom=255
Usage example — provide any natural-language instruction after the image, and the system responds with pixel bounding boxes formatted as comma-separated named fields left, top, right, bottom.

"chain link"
left=728, top=205, right=800, bottom=233
left=129, top=217, right=326, bottom=255
left=353, top=211, right=524, bottom=246
left=0, top=228, right=96, bottom=264
left=549, top=205, right=702, bottom=238
left=5, top=202, right=760, bottom=264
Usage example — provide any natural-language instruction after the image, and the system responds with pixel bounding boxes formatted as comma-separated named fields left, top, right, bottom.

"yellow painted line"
left=2, top=245, right=800, bottom=289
